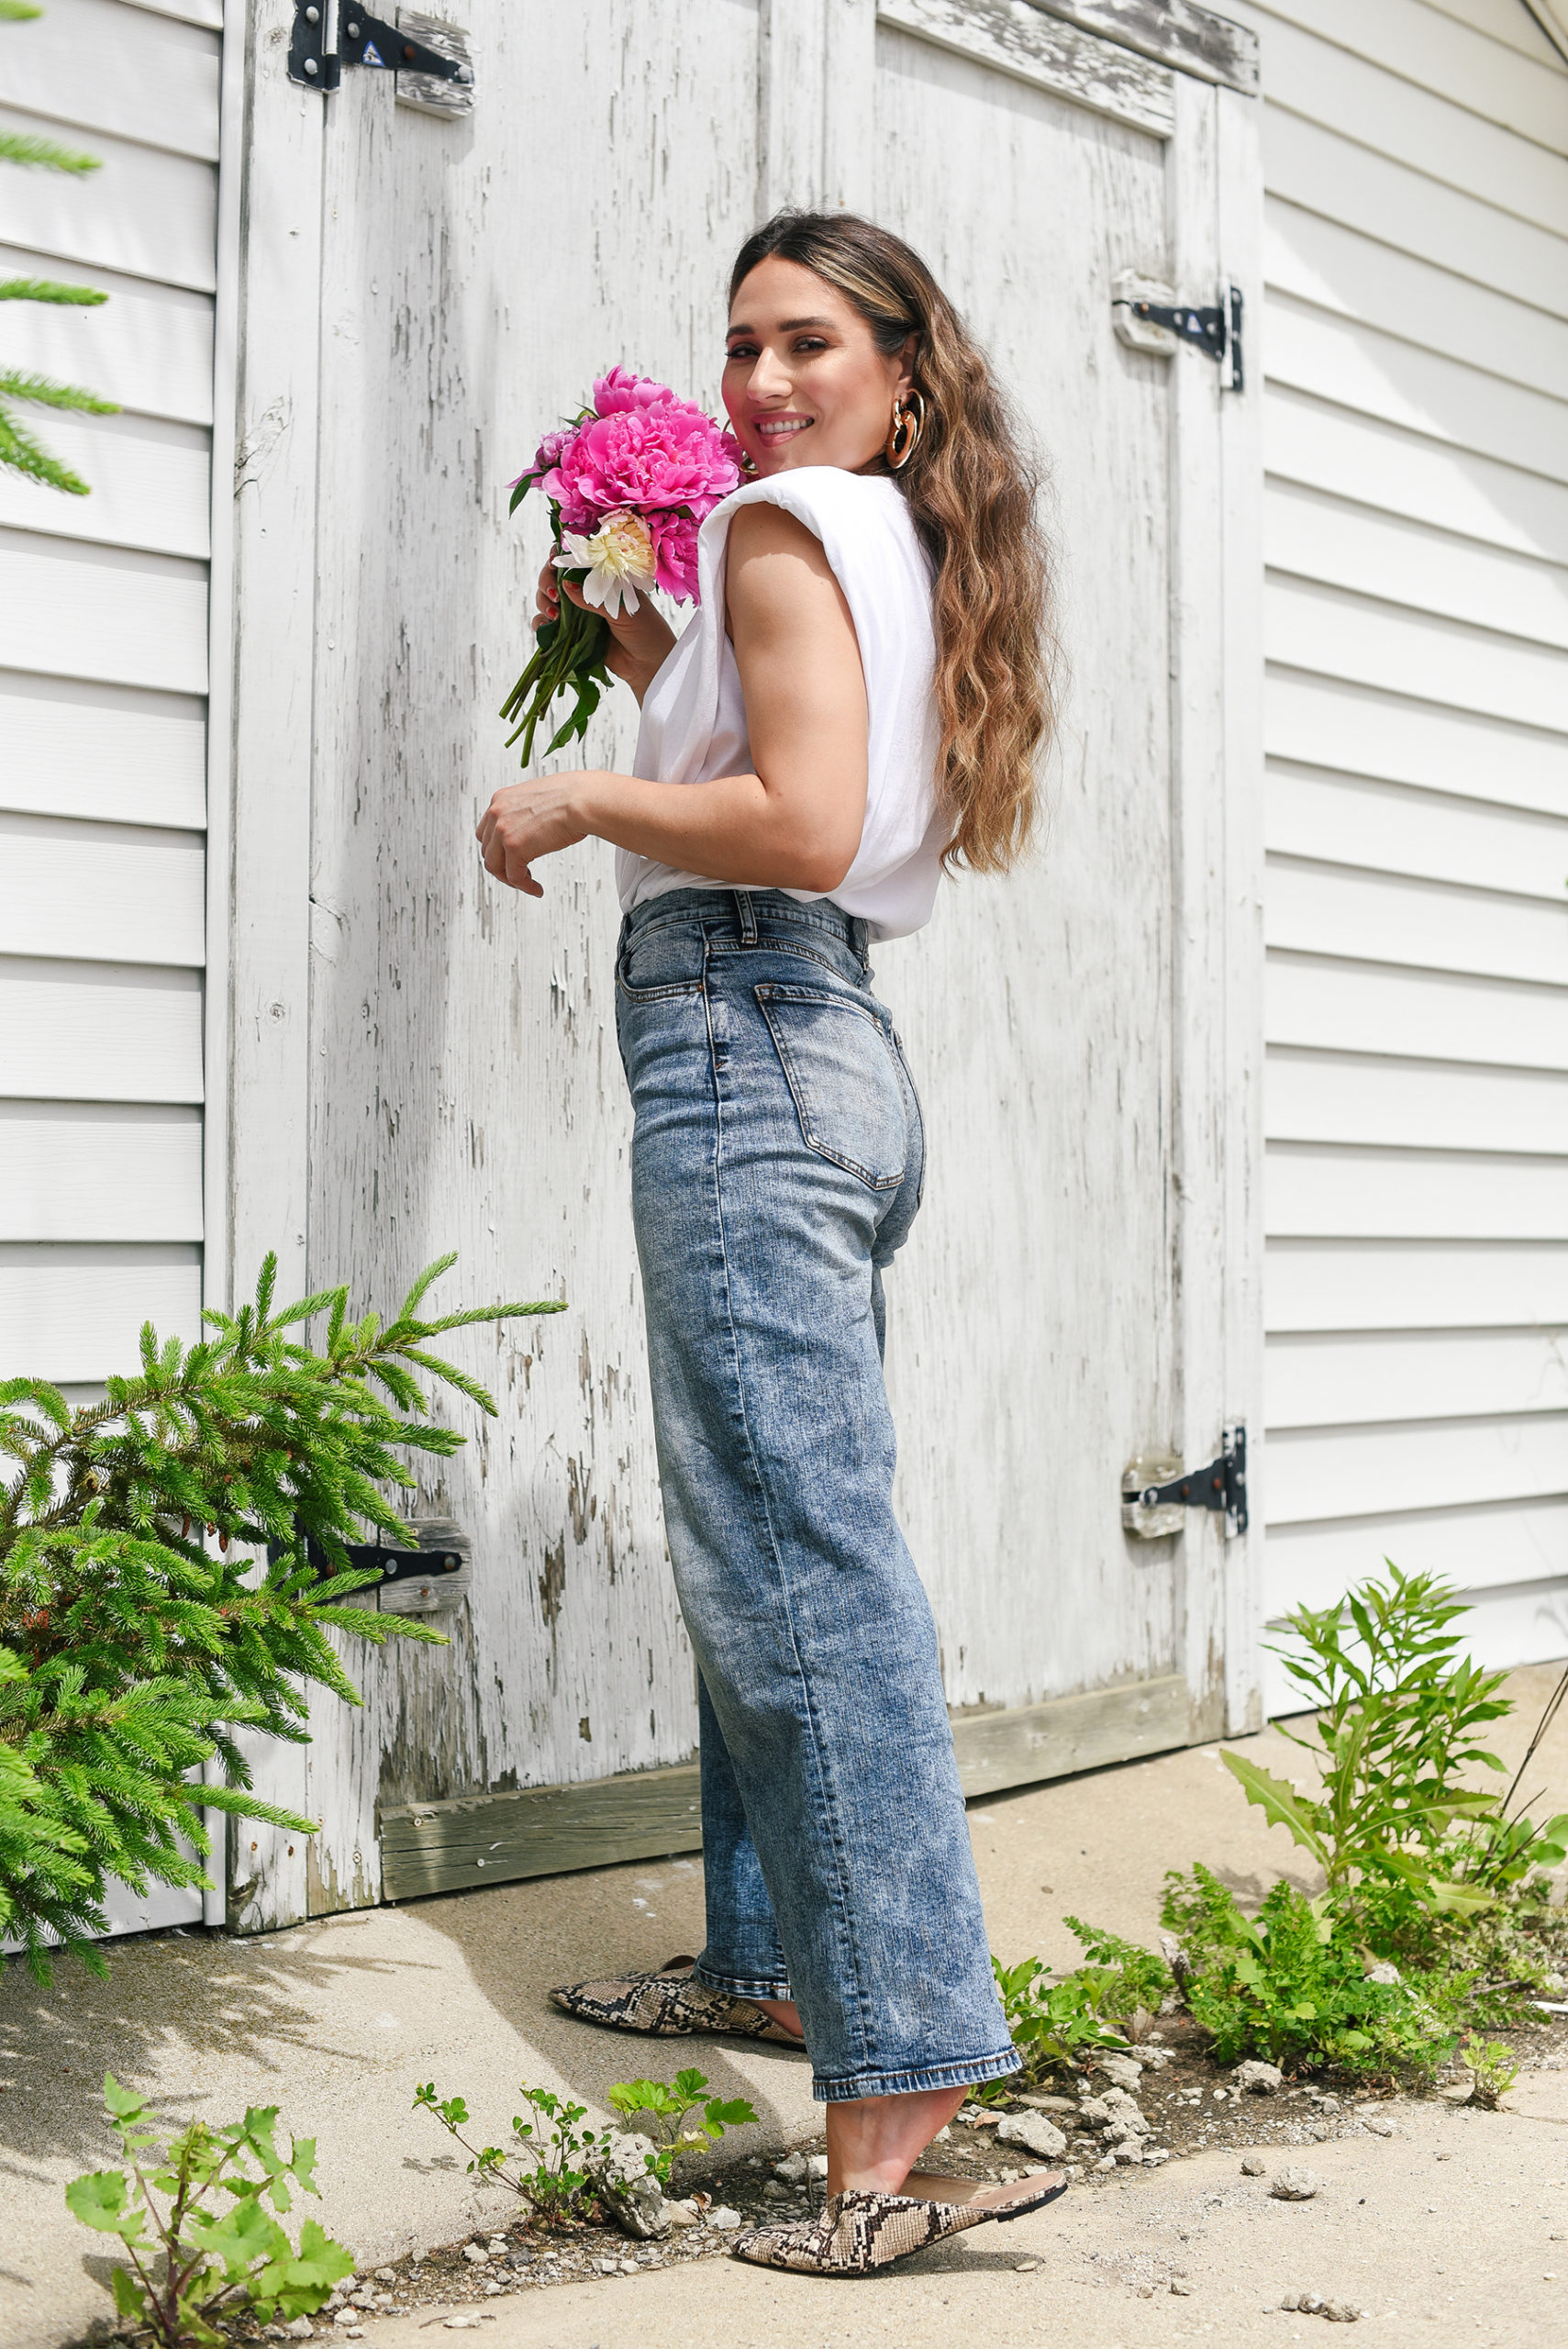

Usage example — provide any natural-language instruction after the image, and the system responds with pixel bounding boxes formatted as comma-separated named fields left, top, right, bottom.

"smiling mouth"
left=754, top=417, right=813, bottom=443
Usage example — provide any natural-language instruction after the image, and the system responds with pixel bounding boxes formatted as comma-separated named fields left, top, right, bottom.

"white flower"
left=554, top=510, right=657, bottom=618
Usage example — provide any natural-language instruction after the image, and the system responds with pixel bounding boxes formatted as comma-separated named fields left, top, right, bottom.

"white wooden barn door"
left=227, top=0, right=1262, bottom=1931
left=0, top=0, right=230, bottom=1939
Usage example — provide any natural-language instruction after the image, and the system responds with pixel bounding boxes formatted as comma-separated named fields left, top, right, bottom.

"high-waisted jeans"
left=615, top=886, right=1014, bottom=2102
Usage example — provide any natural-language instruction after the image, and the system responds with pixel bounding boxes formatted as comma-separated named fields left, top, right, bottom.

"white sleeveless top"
left=619, top=467, right=951, bottom=942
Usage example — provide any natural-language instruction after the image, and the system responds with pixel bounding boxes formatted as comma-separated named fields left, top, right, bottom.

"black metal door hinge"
left=1122, top=1424, right=1248, bottom=1538
left=289, top=5, right=473, bottom=100
left=1112, top=273, right=1244, bottom=393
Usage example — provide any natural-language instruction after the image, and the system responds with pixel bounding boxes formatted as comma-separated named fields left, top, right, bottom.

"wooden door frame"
left=215, top=0, right=327, bottom=1932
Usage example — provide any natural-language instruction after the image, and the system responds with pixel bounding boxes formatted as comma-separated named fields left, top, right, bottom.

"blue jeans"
left=615, top=887, right=1014, bottom=2103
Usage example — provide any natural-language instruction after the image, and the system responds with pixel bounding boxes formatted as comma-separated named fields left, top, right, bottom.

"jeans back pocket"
left=754, top=983, right=907, bottom=1190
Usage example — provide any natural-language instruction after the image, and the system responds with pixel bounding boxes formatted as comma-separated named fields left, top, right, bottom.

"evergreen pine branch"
left=0, top=365, right=117, bottom=413
left=0, top=1254, right=562, bottom=1976
left=0, top=128, right=100, bottom=172
left=0, top=275, right=106, bottom=304
left=0, top=397, right=88, bottom=492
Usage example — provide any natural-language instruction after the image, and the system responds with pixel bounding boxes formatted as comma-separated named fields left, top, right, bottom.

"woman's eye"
left=725, top=344, right=758, bottom=362
left=792, top=338, right=828, bottom=354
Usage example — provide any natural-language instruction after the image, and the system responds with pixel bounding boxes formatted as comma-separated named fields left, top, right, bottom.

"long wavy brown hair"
left=728, top=211, right=1055, bottom=874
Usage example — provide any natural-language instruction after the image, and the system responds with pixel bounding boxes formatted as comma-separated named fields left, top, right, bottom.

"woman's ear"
left=895, top=332, right=918, bottom=397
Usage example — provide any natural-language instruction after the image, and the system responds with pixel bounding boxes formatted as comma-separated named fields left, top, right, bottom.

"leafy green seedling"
left=605, top=2070, right=758, bottom=2185
left=413, top=2082, right=599, bottom=2222
left=65, top=2073, right=353, bottom=2349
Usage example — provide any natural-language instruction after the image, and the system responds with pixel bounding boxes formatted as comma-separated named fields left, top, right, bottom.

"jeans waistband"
left=621, top=887, right=871, bottom=963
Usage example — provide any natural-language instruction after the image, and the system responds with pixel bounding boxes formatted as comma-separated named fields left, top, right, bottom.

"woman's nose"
left=748, top=346, right=793, bottom=401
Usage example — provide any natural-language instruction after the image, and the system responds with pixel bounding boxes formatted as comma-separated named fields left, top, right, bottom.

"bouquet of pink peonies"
left=500, top=367, right=743, bottom=765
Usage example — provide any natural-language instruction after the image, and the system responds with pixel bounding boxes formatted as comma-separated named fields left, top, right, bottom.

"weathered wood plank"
left=380, top=1675, right=1195, bottom=1899
left=951, top=1672, right=1192, bottom=1795
left=1027, top=0, right=1258, bottom=92
left=876, top=0, right=1175, bottom=136
left=382, top=1766, right=705, bottom=1902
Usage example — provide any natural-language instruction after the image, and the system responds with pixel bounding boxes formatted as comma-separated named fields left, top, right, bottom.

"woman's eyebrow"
left=725, top=316, right=836, bottom=338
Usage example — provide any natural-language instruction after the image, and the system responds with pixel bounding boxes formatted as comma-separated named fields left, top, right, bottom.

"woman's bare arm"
left=478, top=505, right=868, bottom=898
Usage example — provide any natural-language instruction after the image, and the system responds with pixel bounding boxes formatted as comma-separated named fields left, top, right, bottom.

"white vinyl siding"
left=1232, top=0, right=1568, bottom=1693
left=0, top=0, right=216, bottom=1395
left=0, top=0, right=221, bottom=1939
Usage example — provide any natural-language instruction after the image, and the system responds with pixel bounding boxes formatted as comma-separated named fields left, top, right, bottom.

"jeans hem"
left=692, top=1961, right=793, bottom=2002
left=811, top=2046, right=1020, bottom=2103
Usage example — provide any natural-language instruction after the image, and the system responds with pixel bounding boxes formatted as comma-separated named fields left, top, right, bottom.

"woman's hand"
left=534, top=557, right=676, bottom=705
left=476, top=772, right=597, bottom=898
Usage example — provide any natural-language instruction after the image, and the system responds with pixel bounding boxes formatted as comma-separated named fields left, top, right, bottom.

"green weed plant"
left=414, top=2070, right=757, bottom=2221
left=66, top=2074, right=353, bottom=2349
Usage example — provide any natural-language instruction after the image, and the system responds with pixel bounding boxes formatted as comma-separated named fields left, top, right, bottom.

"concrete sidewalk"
left=4, top=1666, right=1565, bottom=2349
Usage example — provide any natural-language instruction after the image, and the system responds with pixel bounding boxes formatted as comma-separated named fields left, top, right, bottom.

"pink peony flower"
left=593, top=365, right=706, bottom=419
left=648, top=508, right=702, bottom=601
left=543, top=406, right=740, bottom=540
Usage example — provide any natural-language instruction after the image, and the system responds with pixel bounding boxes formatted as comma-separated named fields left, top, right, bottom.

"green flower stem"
left=499, top=570, right=612, bottom=768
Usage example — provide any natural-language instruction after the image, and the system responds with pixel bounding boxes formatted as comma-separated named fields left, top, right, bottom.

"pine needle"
left=0, top=128, right=101, bottom=173
left=0, top=399, right=89, bottom=492
left=0, top=275, right=106, bottom=305
left=0, top=366, right=117, bottom=413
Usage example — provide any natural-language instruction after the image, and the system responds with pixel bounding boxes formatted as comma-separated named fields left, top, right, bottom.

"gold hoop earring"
left=885, top=390, right=926, bottom=471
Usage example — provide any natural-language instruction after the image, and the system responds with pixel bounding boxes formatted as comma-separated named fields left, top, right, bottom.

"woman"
left=476, top=211, right=1055, bottom=2277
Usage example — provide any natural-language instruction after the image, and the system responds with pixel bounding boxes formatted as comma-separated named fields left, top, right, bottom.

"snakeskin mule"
left=550, top=1954, right=806, bottom=2047
left=730, top=2167, right=1067, bottom=2276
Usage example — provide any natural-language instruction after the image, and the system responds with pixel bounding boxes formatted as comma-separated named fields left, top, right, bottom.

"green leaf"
left=1422, top=1879, right=1496, bottom=1918
left=110, top=2266, right=148, bottom=2320
left=1219, top=1751, right=1331, bottom=1867
left=65, top=2169, right=145, bottom=2241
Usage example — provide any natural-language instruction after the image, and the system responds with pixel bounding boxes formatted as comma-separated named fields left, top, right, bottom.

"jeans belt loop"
left=735, top=888, right=758, bottom=944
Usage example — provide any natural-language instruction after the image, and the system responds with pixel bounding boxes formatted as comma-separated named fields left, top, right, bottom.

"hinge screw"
left=303, top=55, right=318, bottom=72
left=347, top=17, right=361, bottom=31
left=305, top=4, right=319, bottom=17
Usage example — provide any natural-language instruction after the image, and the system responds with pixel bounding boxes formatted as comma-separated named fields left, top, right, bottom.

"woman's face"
left=724, top=256, right=913, bottom=477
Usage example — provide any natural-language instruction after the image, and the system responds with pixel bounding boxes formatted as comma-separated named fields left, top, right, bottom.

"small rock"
left=1136, top=2283, right=1155, bottom=2298
left=373, top=2270, right=396, bottom=2285
left=996, top=2111, right=1068, bottom=2159
left=1098, top=2054, right=1144, bottom=2091
left=1170, top=2280, right=1192, bottom=2296
left=933, top=2124, right=952, bottom=2143
left=1013, top=2258, right=1040, bottom=2273
left=1241, top=2156, right=1268, bottom=2176
left=773, top=2152, right=807, bottom=2183
left=482, top=2283, right=501, bottom=2299
left=462, top=2246, right=489, bottom=2266
left=662, top=2198, right=702, bottom=2228
left=1134, top=2044, right=1175, bottom=2070
left=806, top=2154, right=828, bottom=2181
left=707, top=2207, right=742, bottom=2230
left=1237, top=2061, right=1284, bottom=2096
left=1363, top=2116, right=1394, bottom=2137
left=1112, top=2143, right=1143, bottom=2165
left=1271, top=2167, right=1321, bottom=2201
left=1016, top=2092, right=1078, bottom=2113
left=762, top=2180, right=789, bottom=2199
left=1143, top=2148, right=1172, bottom=2166
left=283, top=2327, right=315, bottom=2343
left=331, top=2313, right=360, bottom=2329
left=1094, top=2154, right=1117, bottom=2174
left=1077, top=2095, right=1112, bottom=2127
left=587, top=2129, right=670, bottom=2239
